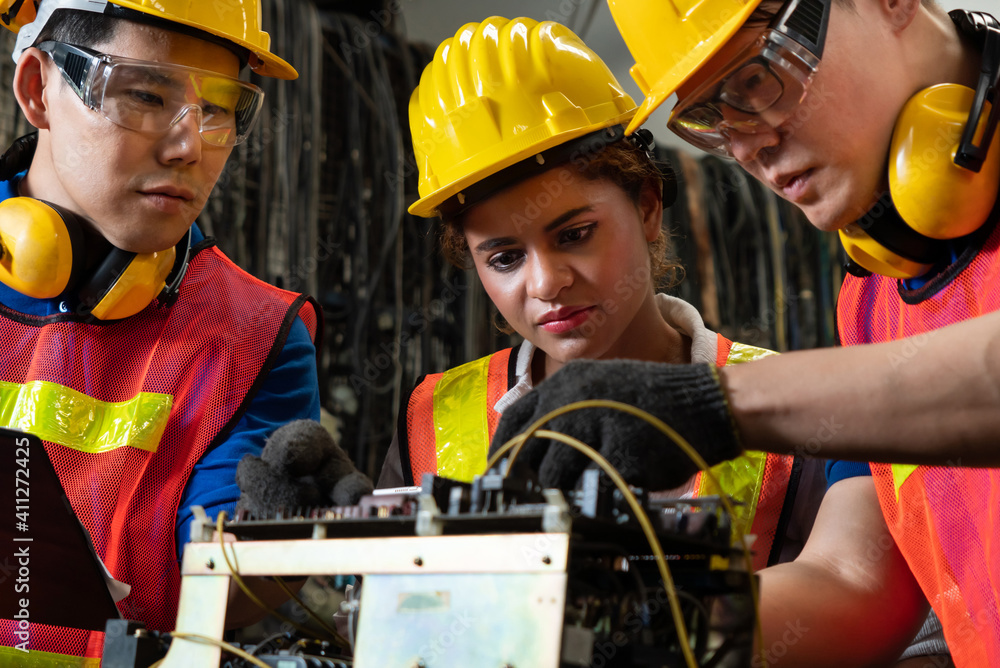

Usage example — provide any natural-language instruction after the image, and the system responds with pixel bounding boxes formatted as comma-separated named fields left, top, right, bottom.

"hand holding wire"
left=489, top=359, right=743, bottom=492
left=487, top=397, right=766, bottom=668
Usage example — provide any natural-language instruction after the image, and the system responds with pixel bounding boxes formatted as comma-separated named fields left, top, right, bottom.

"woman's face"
left=461, top=166, right=662, bottom=367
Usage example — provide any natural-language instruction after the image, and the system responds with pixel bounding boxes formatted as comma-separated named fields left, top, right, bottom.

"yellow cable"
left=214, top=513, right=350, bottom=649
left=146, top=631, right=272, bottom=668
left=487, top=399, right=767, bottom=668
left=528, top=429, right=698, bottom=668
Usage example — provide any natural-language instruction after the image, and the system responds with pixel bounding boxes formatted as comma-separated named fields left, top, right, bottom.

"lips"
left=770, top=168, right=813, bottom=202
left=538, top=305, right=595, bottom=334
left=138, top=185, right=197, bottom=215
left=140, top=185, right=195, bottom=201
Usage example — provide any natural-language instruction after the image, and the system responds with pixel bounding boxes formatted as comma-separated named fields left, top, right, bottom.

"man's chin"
left=110, top=230, right=190, bottom=255
left=799, top=201, right=859, bottom=233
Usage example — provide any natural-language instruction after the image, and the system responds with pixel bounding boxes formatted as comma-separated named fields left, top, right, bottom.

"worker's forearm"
left=756, top=560, right=926, bottom=668
left=753, top=478, right=928, bottom=668
left=721, top=311, right=1000, bottom=466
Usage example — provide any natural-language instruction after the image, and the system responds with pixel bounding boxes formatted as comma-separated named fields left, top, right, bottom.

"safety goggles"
left=37, top=41, right=265, bottom=147
left=668, top=0, right=832, bottom=158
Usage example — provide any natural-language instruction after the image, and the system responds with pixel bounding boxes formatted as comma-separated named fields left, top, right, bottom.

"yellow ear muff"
left=838, top=82, right=1000, bottom=280
left=0, top=197, right=82, bottom=298
left=838, top=223, right=932, bottom=279
left=0, top=194, right=181, bottom=320
left=85, top=247, right=176, bottom=321
left=890, top=84, right=1000, bottom=239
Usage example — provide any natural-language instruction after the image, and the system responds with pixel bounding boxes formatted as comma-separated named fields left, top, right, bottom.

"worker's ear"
left=639, top=178, right=663, bottom=243
left=13, top=48, right=54, bottom=130
left=879, top=0, right=921, bottom=33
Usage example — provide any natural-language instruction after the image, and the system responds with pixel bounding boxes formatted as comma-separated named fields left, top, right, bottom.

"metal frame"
left=156, top=505, right=572, bottom=667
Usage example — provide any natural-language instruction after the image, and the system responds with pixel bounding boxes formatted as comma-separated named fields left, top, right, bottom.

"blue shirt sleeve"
left=174, top=316, right=320, bottom=558
left=825, top=460, right=872, bottom=489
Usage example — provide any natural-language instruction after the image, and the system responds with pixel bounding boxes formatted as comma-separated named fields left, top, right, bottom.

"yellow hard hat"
left=408, top=16, right=637, bottom=218
left=3, top=0, right=296, bottom=79
left=608, top=0, right=764, bottom=135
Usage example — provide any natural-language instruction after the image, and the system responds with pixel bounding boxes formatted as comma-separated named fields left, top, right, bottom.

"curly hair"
left=439, top=138, right=683, bottom=293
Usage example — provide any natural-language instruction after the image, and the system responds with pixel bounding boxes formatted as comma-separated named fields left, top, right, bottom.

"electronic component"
left=140, top=465, right=756, bottom=667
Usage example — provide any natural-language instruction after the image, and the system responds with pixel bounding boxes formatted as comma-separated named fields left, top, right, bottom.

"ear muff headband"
left=841, top=10, right=1000, bottom=278
left=954, top=10, right=1000, bottom=172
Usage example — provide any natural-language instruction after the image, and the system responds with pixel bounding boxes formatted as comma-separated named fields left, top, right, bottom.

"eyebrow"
left=473, top=205, right=594, bottom=254
left=123, top=66, right=186, bottom=92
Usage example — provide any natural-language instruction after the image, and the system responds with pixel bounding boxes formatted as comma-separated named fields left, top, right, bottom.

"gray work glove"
left=236, top=419, right=374, bottom=516
left=489, top=360, right=742, bottom=491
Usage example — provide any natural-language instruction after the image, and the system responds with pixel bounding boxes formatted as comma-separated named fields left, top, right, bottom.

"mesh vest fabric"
left=402, top=337, right=795, bottom=571
left=0, top=243, right=319, bottom=660
left=837, top=215, right=1000, bottom=667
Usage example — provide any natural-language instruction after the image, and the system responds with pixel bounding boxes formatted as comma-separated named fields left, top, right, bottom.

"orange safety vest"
left=837, top=212, right=1000, bottom=668
left=399, top=335, right=798, bottom=571
left=0, top=242, right=319, bottom=667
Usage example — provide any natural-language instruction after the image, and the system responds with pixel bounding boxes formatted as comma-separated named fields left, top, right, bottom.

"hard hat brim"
left=408, top=113, right=635, bottom=219
left=621, top=0, right=764, bottom=132
left=118, top=3, right=299, bottom=80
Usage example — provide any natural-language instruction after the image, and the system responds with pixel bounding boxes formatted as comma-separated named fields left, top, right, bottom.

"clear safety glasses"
left=37, top=41, right=265, bottom=147
left=668, top=0, right=832, bottom=158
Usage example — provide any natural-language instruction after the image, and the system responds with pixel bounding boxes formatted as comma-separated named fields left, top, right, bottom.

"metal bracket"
left=415, top=493, right=443, bottom=536
left=542, top=489, right=572, bottom=533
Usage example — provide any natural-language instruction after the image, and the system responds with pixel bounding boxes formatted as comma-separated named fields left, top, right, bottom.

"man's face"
left=27, top=21, right=240, bottom=253
left=681, top=0, right=914, bottom=231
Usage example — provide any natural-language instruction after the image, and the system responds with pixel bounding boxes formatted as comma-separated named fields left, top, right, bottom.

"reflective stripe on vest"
left=0, top=244, right=320, bottom=658
left=405, top=348, right=512, bottom=483
left=0, top=380, right=171, bottom=453
left=0, top=624, right=104, bottom=665
left=0, top=645, right=100, bottom=667
left=837, top=213, right=1000, bottom=667
left=404, top=337, right=794, bottom=571
left=693, top=335, right=792, bottom=571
